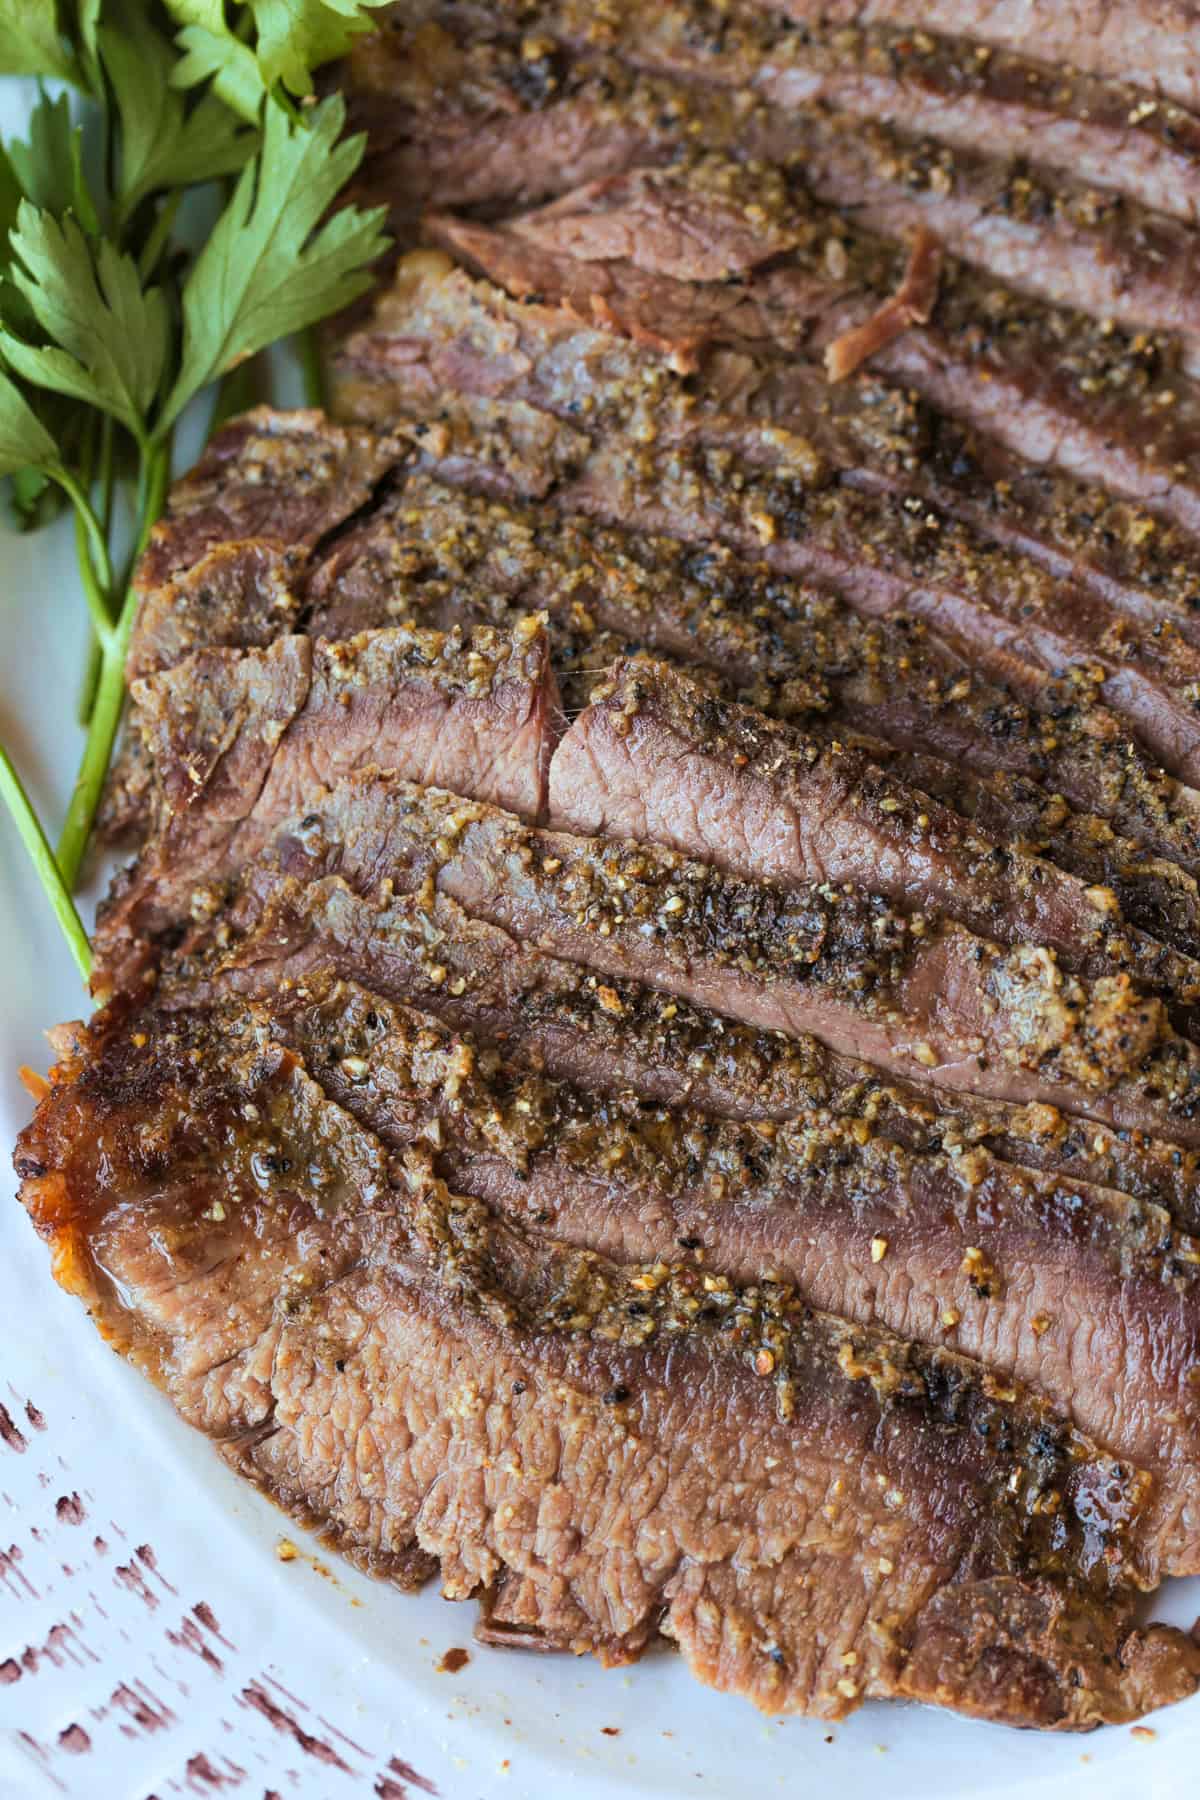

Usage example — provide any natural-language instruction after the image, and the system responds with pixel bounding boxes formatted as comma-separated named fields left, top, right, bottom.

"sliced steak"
left=211, top=872, right=1200, bottom=1229
left=342, top=22, right=684, bottom=217
left=788, top=108, right=1200, bottom=372
left=238, top=968, right=1200, bottom=1575
left=254, top=771, right=1200, bottom=1137
left=837, top=734, right=1200, bottom=965
left=136, top=409, right=403, bottom=593
left=96, top=618, right=558, bottom=969
left=432, top=195, right=1200, bottom=663
left=128, top=392, right=587, bottom=669
left=333, top=275, right=1200, bottom=869
left=758, top=0, right=1200, bottom=116
left=127, top=541, right=305, bottom=686
left=336, top=263, right=1200, bottom=781
left=131, top=416, right=1200, bottom=940
left=548, top=656, right=1200, bottom=1003
left=347, top=16, right=1200, bottom=356
left=431, top=196, right=1200, bottom=539
left=143, top=445, right=1197, bottom=956
left=18, top=997, right=1200, bottom=1724
left=541, top=0, right=1200, bottom=225
left=306, top=468, right=1200, bottom=955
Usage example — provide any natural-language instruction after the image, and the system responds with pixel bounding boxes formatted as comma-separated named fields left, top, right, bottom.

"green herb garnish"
left=0, top=0, right=389, bottom=978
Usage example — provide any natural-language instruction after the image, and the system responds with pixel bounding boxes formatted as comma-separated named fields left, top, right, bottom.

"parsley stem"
left=209, top=351, right=266, bottom=437
left=54, top=465, right=114, bottom=625
left=0, top=744, right=92, bottom=981
left=72, top=502, right=114, bottom=646
left=76, top=636, right=101, bottom=729
left=298, top=326, right=325, bottom=411
left=138, top=191, right=182, bottom=283
left=97, top=418, right=115, bottom=540
left=76, top=421, right=118, bottom=729
left=56, top=442, right=171, bottom=889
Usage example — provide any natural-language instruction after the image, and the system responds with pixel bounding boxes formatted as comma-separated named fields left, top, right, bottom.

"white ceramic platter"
left=2, top=85, right=1200, bottom=1800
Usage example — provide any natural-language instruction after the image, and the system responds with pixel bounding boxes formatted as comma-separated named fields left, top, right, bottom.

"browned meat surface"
left=118, top=428, right=1200, bottom=959
left=757, top=0, right=1200, bottom=115
left=25, top=0, right=1200, bottom=1737
left=17, top=997, right=1200, bottom=1723
left=96, top=617, right=558, bottom=970
left=336, top=262, right=1200, bottom=784
left=211, top=873, right=1200, bottom=1230
left=347, top=12, right=1200, bottom=359
left=136, top=409, right=402, bottom=593
left=333, top=276, right=1200, bottom=870
left=462, top=170, right=1200, bottom=669
left=240, top=771, right=1200, bottom=1136
left=186, top=969, right=1200, bottom=1575
left=823, top=225, right=943, bottom=381
left=429, top=193, right=1200, bottom=539
left=537, top=0, right=1200, bottom=225
left=127, top=541, right=305, bottom=685
left=299, top=471, right=1200, bottom=959
left=549, top=657, right=1200, bottom=1004
left=510, top=154, right=809, bottom=280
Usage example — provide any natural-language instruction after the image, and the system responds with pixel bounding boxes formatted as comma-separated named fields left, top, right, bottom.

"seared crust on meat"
left=207, top=873, right=1200, bottom=1230
left=236, top=771, right=1200, bottom=1135
left=27, top=0, right=1200, bottom=1736
left=17, top=997, right=1200, bottom=1725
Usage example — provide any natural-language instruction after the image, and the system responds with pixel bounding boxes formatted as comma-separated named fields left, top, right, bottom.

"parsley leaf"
left=0, top=0, right=78, bottom=85
left=0, top=204, right=169, bottom=445
left=165, top=0, right=388, bottom=115
left=102, top=4, right=257, bottom=222
left=246, top=0, right=388, bottom=96
left=7, top=460, right=54, bottom=527
left=76, top=0, right=101, bottom=92
left=6, top=90, right=100, bottom=230
left=0, top=142, right=21, bottom=244
left=171, top=21, right=264, bottom=121
left=160, top=93, right=386, bottom=428
left=0, top=359, right=60, bottom=472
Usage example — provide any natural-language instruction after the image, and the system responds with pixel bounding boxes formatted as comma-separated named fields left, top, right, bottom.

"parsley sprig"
left=0, top=0, right=389, bottom=980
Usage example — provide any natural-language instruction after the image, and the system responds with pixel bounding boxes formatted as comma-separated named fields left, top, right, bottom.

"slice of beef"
left=104, top=540, right=307, bottom=851
left=95, top=618, right=558, bottom=971
left=430, top=197, right=1200, bottom=540
left=548, top=656, right=1200, bottom=1003
left=128, top=388, right=589, bottom=648
left=232, top=969, right=1200, bottom=1574
left=550, top=439, right=1200, bottom=869
left=762, top=0, right=1200, bottom=115
left=431, top=195, right=1200, bottom=661
left=545, top=0, right=1200, bottom=225
left=18, top=997, right=1200, bottom=1724
left=136, top=409, right=404, bottom=594
left=505, top=152, right=811, bottom=280
left=210, top=872, right=1200, bottom=1230
left=342, top=21, right=684, bottom=218
left=336, top=264, right=1200, bottom=782
left=427, top=192, right=882, bottom=365
left=333, top=276, right=1200, bottom=860
left=790, top=109, right=1200, bottom=374
left=351, top=15, right=1200, bottom=357
left=127, top=541, right=305, bottom=685
left=306, top=469, right=1200, bottom=955
left=832, top=733, right=1200, bottom=966
left=124, top=417, right=1200, bottom=957
left=256, top=771, right=1200, bottom=1138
